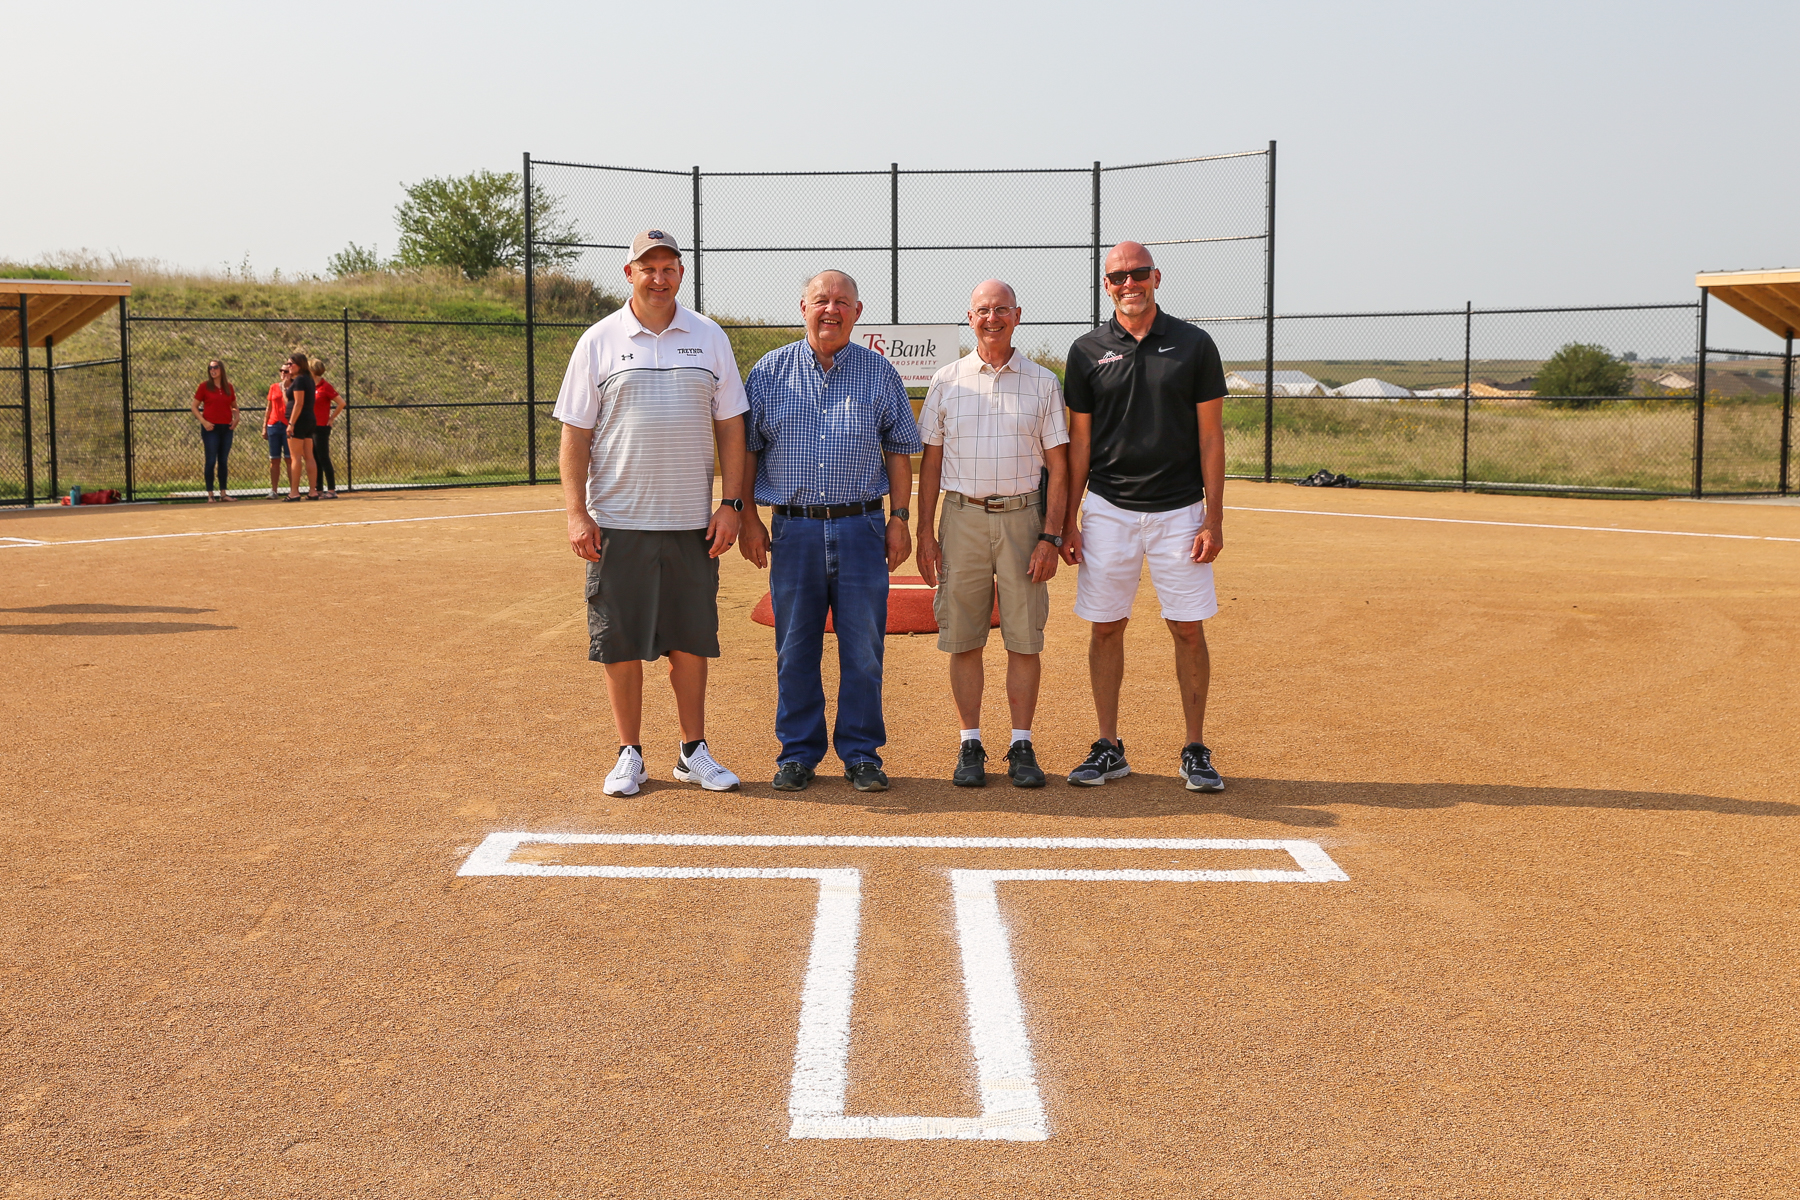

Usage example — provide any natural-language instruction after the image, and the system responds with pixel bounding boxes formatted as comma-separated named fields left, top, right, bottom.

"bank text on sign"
left=856, top=325, right=962, bottom=387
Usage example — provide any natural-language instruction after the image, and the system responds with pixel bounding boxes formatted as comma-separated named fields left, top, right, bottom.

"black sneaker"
left=772, top=761, right=816, bottom=792
left=952, top=740, right=987, bottom=788
left=1067, top=738, right=1129, bottom=787
left=1181, top=743, right=1225, bottom=792
left=845, top=761, right=889, bottom=792
left=1006, top=740, right=1046, bottom=789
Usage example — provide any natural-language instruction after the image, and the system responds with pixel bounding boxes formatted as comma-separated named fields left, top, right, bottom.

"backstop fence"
left=2, top=147, right=1794, bottom=504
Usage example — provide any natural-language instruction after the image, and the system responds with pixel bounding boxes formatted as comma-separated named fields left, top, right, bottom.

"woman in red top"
left=264, top=363, right=293, bottom=499
left=189, top=360, right=239, bottom=502
left=310, top=356, right=344, bottom=498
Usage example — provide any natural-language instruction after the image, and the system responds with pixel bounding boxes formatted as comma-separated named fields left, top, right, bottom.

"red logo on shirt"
left=1097, top=352, right=1125, bottom=365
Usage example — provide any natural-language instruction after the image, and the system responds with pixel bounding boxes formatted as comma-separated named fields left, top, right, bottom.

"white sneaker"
left=673, top=741, right=740, bottom=792
left=603, top=746, right=647, bottom=797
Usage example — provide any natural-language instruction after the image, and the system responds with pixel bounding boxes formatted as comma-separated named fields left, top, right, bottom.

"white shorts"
left=1073, top=491, right=1218, bottom=623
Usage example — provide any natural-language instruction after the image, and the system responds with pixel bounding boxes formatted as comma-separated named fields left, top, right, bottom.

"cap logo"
left=648, top=231, right=668, bottom=240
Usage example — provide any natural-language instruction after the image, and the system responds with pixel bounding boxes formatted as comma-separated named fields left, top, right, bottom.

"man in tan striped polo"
left=914, top=280, right=1070, bottom=788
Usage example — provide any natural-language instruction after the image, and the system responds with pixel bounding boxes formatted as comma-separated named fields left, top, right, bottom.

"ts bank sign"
left=856, top=325, right=962, bottom=387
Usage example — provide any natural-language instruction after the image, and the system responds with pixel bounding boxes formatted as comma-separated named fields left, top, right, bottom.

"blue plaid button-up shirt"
left=745, top=339, right=922, bottom=506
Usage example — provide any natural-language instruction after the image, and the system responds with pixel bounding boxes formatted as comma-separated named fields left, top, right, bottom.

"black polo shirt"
left=1064, top=308, right=1227, bottom=513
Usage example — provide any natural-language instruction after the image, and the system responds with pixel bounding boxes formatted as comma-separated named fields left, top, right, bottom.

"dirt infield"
left=3, top=484, right=1797, bottom=1198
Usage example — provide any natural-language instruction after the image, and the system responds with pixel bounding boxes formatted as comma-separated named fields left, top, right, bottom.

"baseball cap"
left=628, top=229, right=682, bottom=263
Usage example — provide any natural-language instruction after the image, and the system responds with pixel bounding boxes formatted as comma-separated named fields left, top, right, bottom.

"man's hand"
left=568, top=510, right=602, bottom=562
left=885, top=516, right=912, bottom=573
left=1061, top=520, right=1085, bottom=565
left=705, top=505, right=741, bottom=559
left=739, top=512, right=769, bottom=569
left=915, top=531, right=943, bottom=587
left=1027, top=540, right=1060, bottom=583
left=1191, top=524, right=1223, bottom=564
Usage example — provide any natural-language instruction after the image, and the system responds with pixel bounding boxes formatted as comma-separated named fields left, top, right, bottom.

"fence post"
left=524, top=150, right=537, bottom=486
left=342, top=308, right=352, bottom=493
left=1090, top=162, right=1101, bottom=329
left=1461, top=301, right=1472, bottom=491
left=1263, top=141, right=1276, bottom=483
left=692, top=165, right=704, bottom=315
left=45, top=334, right=57, bottom=501
left=19, top=294, right=31, bottom=507
left=1694, top=290, right=1708, bottom=498
left=890, top=163, right=900, bottom=324
left=1781, top=332, right=1794, bottom=496
left=119, top=296, right=133, bottom=501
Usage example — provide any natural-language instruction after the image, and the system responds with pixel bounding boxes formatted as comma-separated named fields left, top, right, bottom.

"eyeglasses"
left=971, top=306, right=1017, bottom=319
left=1104, top=267, right=1154, bottom=286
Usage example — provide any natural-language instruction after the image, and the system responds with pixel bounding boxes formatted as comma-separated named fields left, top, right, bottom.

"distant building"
left=1652, top=372, right=1695, bottom=390
left=1225, top=369, right=1327, bottom=397
left=1329, top=378, right=1415, bottom=400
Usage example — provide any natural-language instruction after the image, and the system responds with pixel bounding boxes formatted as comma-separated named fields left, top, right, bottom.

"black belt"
left=770, top=499, right=885, bottom=520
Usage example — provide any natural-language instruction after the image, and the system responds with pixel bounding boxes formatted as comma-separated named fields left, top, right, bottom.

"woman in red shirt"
left=189, top=360, right=239, bottom=502
left=310, top=356, right=344, bottom=498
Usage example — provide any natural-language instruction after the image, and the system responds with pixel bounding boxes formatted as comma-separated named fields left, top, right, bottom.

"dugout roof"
left=1695, top=268, right=1800, bottom=340
left=0, top=279, right=132, bottom=349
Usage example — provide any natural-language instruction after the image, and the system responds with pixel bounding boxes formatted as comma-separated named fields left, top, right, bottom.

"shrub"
left=393, top=170, right=580, bottom=280
left=1536, top=343, right=1633, bottom=409
left=327, top=243, right=385, bottom=278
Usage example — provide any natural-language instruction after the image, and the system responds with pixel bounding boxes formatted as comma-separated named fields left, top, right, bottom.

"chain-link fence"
left=524, top=150, right=1276, bottom=377
left=4, top=145, right=1795, bottom=504
left=119, top=314, right=531, bottom=499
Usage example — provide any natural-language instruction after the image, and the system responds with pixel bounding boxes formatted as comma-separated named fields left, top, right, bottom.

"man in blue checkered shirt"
left=738, top=269, right=923, bottom=793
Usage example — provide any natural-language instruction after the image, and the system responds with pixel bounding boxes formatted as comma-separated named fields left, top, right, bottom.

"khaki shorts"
left=932, top=492, right=1050, bottom=654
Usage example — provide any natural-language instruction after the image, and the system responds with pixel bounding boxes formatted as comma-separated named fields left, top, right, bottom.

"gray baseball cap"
left=628, top=229, right=682, bottom=263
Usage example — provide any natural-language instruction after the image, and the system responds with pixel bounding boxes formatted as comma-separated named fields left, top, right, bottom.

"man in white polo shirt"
left=555, top=229, right=750, bottom=797
left=915, top=279, right=1070, bottom=789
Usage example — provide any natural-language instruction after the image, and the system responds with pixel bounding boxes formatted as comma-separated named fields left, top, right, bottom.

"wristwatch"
left=718, top=498, right=744, bottom=512
left=1038, top=533, right=1064, bottom=548
left=889, top=507, right=910, bottom=521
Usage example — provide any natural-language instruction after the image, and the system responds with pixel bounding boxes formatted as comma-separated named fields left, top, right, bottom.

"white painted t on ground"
left=457, top=833, right=1348, bottom=1142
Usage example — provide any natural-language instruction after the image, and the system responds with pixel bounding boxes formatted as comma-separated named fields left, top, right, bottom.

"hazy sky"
left=9, top=0, right=1797, bottom=349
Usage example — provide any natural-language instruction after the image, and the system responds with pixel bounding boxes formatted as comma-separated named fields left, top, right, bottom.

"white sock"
left=1012, top=729, right=1032, bottom=745
left=960, top=728, right=981, bottom=744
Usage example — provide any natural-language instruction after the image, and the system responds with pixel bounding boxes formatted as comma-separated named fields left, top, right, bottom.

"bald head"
left=1104, top=241, right=1154, bottom=273
left=804, top=269, right=859, bottom=301
left=969, top=279, right=1017, bottom=309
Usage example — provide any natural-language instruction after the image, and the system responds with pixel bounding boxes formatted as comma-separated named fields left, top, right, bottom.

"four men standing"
left=554, top=236, right=1227, bottom=796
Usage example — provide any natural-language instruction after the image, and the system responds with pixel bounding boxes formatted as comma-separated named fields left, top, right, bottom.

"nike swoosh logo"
left=1158, top=346, right=1175, bottom=352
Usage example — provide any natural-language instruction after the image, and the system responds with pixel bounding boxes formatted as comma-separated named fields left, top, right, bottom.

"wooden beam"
left=1710, top=286, right=1800, bottom=340
left=0, top=279, right=132, bottom=298
left=1695, top=269, right=1800, bottom=290
left=1738, top=284, right=1800, bottom=338
left=37, top=296, right=121, bottom=347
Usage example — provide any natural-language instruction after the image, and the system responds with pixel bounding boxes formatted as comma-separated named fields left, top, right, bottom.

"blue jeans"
left=769, top=510, right=890, bottom=769
left=201, top=426, right=234, bottom=491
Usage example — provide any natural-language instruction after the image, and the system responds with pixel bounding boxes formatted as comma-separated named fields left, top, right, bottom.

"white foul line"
left=1224, top=505, right=1800, bottom=543
left=0, top=507, right=563, bottom=549
left=458, top=832, right=1348, bottom=1142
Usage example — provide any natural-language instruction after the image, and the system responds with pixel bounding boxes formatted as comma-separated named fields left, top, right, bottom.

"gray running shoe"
left=953, top=740, right=987, bottom=788
left=1006, top=740, right=1046, bottom=789
left=844, top=761, right=890, bottom=792
left=1067, top=738, right=1129, bottom=786
left=772, top=762, right=816, bottom=792
left=1181, top=742, right=1225, bottom=792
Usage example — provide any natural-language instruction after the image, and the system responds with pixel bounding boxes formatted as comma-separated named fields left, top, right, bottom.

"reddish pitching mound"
left=749, top=575, right=998, bottom=634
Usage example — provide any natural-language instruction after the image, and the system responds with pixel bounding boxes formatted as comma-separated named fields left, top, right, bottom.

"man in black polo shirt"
left=1060, top=241, right=1228, bottom=792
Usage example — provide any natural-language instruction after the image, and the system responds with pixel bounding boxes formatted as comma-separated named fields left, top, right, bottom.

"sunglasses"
left=1104, top=266, right=1154, bottom=286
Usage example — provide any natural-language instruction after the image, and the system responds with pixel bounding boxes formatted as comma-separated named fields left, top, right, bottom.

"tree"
left=1534, top=342, right=1633, bottom=409
left=392, top=169, right=580, bottom=279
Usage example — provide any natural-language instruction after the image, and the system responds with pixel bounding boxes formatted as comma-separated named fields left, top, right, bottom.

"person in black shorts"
left=1060, top=241, right=1229, bottom=793
left=282, top=351, right=320, bottom=501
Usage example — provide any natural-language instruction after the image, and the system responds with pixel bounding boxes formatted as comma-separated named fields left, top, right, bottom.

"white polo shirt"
left=553, top=301, right=748, bottom=531
left=918, top=349, right=1070, bottom=498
